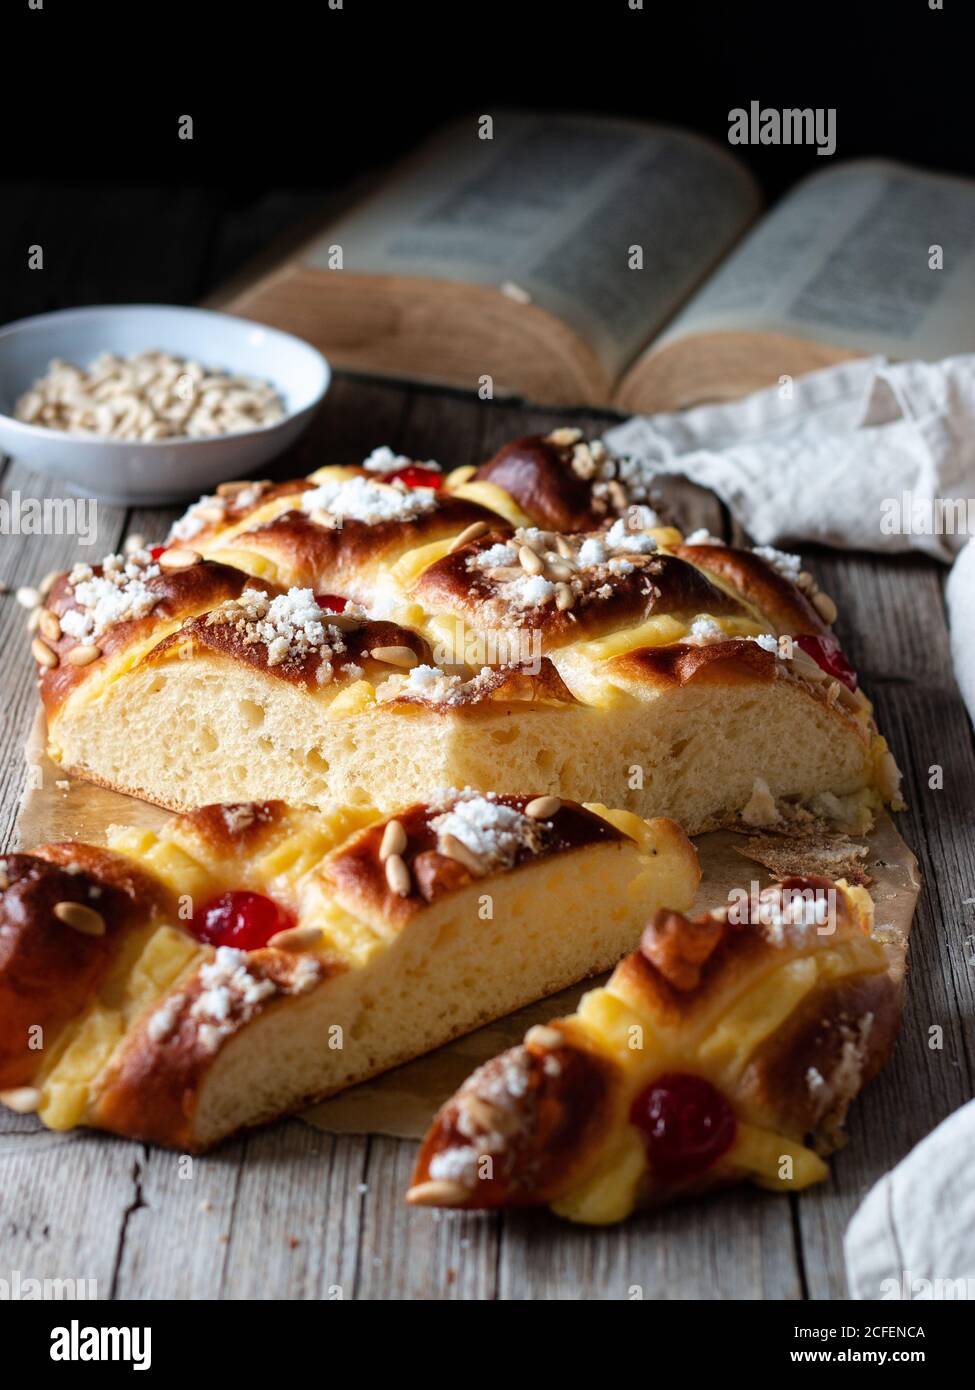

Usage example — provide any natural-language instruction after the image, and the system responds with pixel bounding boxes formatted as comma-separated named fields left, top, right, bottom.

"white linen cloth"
left=844, top=1100, right=975, bottom=1300
left=608, top=358, right=975, bottom=1295
left=605, top=354, right=975, bottom=723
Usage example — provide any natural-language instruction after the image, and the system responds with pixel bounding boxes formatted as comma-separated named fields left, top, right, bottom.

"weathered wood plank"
left=351, top=1136, right=499, bottom=1300
left=0, top=1131, right=138, bottom=1298
left=497, top=1188, right=803, bottom=1301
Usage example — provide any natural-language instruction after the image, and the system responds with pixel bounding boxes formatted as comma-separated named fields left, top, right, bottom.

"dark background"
left=2, top=0, right=971, bottom=321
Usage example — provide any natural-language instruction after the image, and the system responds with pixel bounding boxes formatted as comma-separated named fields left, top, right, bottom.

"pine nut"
left=438, top=833, right=485, bottom=875
left=0, top=1086, right=42, bottom=1114
left=555, top=535, right=575, bottom=559
left=519, top=545, right=544, bottom=576
left=369, top=645, right=418, bottom=668
left=812, top=591, right=838, bottom=624
left=384, top=853, right=411, bottom=897
left=16, top=586, right=41, bottom=609
left=38, top=609, right=61, bottom=642
left=525, top=795, right=561, bottom=819
left=158, top=547, right=202, bottom=570
left=555, top=583, right=575, bottom=611
left=53, top=901, right=106, bottom=936
left=324, top=612, right=364, bottom=632
left=607, top=480, right=628, bottom=510
left=405, top=1180, right=470, bottom=1207
left=31, top=638, right=58, bottom=669
left=525, top=1024, right=564, bottom=1050
left=268, top=925, right=323, bottom=952
left=380, top=819, right=407, bottom=860
left=66, top=644, right=101, bottom=667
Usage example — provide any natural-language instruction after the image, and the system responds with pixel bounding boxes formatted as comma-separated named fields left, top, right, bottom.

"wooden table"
left=2, top=373, right=974, bottom=1300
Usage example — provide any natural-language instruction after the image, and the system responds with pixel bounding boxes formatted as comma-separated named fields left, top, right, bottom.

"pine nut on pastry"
left=33, top=434, right=903, bottom=833
left=408, top=876, right=905, bottom=1223
left=0, top=794, right=698, bottom=1151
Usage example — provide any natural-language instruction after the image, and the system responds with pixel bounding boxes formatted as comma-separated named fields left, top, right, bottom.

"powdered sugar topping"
left=301, top=475, right=438, bottom=524
left=430, top=792, right=543, bottom=872
left=205, top=587, right=347, bottom=674
left=363, top=445, right=440, bottom=473
left=753, top=545, right=803, bottom=583
left=61, top=550, right=162, bottom=639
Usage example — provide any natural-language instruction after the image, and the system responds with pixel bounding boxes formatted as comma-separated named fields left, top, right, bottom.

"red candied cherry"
left=191, top=891, right=294, bottom=950
left=314, top=593, right=348, bottom=613
left=629, top=1073, right=737, bottom=1183
left=795, top=634, right=858, bottom=692
left=149, top=545, right=168, bottom=560
left=387, top=465, right=443, bottom=490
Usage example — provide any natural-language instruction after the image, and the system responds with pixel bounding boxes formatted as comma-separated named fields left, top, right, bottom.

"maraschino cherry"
left=191, top=891, right=294, bottom=951
left=314, top=593, right=349, bottom=613
left=629, top=1073, right=737, bottom=1182
left=387, top=465, right=442, bottom=490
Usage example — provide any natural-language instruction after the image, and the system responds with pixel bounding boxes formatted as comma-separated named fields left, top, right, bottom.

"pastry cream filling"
left=444, top=480, right=533, bottom=529
left=196, top=490, right=317, bottom=551
left=35, top=922, right=203, bottom=1129
left=550, top=613, right=766, bottom=706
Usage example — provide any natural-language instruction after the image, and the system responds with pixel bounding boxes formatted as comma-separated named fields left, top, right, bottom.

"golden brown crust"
left=0, top=847, right=169, bottom=1089
left=673, top=544, right=830, bottom=637
left=91, top=947, right=337, bottom=1150
left=608, top=638, right=777, bottom=688
left=738, top=970, right=902, bottom=1148
left=150, top=612, right=432, bottom=691
left=209, top=495, right=498, bottom=597
left=473, top=435, right=612, bottom=532
left=416, top=544, right=747, bottom=647
left=378, top=658, right=578, bottom=713
left=411, top=1036, right=617, bottom=1207
left=38, top=560, right=258, bottom=718
left=324, top=796, right=625, bottom=929
left=167, top=480, right=314, bottom=546
left=174, top=801, right=290, bottom=857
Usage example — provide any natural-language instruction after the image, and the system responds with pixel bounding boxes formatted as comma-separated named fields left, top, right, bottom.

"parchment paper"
left=18, top=708, right=920, bottom=1140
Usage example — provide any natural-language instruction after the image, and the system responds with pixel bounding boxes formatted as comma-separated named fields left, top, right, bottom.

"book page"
left=304, top=112, right=760, bottom=383
left=652, top=160, right=975, bottom=359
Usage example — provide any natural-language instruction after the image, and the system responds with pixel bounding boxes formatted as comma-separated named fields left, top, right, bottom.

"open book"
left=222, top=112, right=975, bottom=412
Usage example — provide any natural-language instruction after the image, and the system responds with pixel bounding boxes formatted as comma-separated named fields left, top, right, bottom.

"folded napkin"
left=844, top=1099, right=975, bottom=1299
left=605, top=354, right=975, bottom=724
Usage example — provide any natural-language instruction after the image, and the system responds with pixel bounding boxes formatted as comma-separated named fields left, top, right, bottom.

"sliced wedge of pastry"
left=30, top=433, right=903, bottom=832
left=0, top=795, right=698, bottom=1151
left=408, top=876, right=905, bottom=1223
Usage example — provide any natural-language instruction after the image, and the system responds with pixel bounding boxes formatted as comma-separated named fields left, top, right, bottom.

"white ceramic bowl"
left=0, top=304, right=330, bottom=504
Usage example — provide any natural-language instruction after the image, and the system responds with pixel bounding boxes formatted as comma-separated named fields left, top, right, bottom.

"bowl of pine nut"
left=0, top=304, right=331, bottom=503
